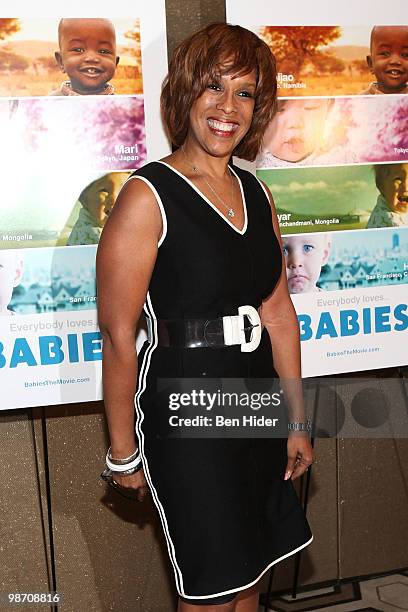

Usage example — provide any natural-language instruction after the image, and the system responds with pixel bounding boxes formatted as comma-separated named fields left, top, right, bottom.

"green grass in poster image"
left=258, top=165, right=379, bottom=234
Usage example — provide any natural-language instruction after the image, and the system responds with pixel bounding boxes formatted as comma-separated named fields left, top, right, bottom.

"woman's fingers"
left=291, top=456, right=312, bottom=480
left=286, top=437, right=314, bottom=480
left=110, top=470, right=150, bottom=501
left=112, top=469, right=147, bottom=490
left=137, top=485, right=149, bottom=502
left=284, top=451, right=297, bottom=480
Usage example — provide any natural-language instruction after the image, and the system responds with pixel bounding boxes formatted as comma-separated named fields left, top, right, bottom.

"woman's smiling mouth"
left=207, top=118, right=239, bottom=136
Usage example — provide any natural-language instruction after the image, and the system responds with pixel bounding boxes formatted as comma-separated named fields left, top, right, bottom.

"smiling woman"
left=96, top=22, right=314, bottom=612
left=161, top=23, right=277, bottom=161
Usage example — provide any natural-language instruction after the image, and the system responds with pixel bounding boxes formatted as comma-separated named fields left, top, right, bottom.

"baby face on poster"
left=367, top=26, right=408, bottom=94
left=283, top=234, right=331, bottom=294
left=79, top=172, right=131, bottom=226
left=377, top=163, right=408, bottom=213
left=262, top=99, right=333, bottom=163
left=55, top=18, right=120, bottom=95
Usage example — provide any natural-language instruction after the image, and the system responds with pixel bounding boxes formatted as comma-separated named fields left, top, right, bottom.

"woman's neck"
left=181, top=139, right=231, bottom=179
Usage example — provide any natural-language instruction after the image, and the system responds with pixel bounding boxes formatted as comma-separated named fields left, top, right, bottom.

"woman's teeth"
left=207, top=119, right=238, bottom=133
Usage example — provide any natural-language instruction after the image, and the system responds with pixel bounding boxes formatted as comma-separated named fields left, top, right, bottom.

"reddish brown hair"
left=161, top=23, right=277, bottom=161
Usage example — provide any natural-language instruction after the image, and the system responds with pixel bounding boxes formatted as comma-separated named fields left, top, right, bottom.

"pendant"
left=227, top=208, right=235, bottom=218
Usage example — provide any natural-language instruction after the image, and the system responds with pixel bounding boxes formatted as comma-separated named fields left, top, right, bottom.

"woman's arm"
left=96, top=177, right=162, bottom=478
left=259, top=181, right=313, bottom=480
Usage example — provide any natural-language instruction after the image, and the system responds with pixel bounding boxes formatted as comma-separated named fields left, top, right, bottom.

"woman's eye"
left=238, top=90, right=254, bottom=98
left=208, top=83, right=221, bottom=91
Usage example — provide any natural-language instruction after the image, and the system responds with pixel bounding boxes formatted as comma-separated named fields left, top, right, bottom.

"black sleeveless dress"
left=130, top=161, right=313, bottom=603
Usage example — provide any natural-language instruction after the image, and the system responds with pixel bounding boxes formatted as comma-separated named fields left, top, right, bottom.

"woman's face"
left=187, top=69, right=257, bottom=158
left=263, top=99, right=331, bottom=163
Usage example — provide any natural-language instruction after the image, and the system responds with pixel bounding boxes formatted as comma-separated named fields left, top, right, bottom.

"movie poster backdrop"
left=0, top=3, right=169, bottom=410
left=227, top=0, right=408, bottom=375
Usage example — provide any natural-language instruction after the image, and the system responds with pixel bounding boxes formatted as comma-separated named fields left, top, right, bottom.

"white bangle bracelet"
left=105, top=452, right=142, bottom=472
left=107, top=446, right=139, bottom=464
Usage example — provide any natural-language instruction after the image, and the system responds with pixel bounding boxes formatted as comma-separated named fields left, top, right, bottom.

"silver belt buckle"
left=222, top=305, right=262, bottom=353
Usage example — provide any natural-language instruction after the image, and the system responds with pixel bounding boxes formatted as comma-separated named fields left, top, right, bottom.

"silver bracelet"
left=288, top=420, right=312, bottom=432
left=106, top=454, right=142, bottom=472
left=109, top=462, right=143, bottom=476
left=106, top=447, right=142, bottom=472
left=107, top=446, right=139, bottom=465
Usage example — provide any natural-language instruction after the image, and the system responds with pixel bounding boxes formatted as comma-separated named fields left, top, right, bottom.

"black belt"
left=157, top=316, right=259, bottom=348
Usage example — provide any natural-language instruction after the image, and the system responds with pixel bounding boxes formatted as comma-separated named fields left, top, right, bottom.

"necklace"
left=181, top=146, right=236, bottom=218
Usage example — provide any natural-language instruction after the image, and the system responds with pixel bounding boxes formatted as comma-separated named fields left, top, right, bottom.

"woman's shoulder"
left=130, top=158, right=184, bottom=182
left=129, top=160, right=162, bottom=178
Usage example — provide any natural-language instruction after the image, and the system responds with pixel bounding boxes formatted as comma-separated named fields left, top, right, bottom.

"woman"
left=97, top=23, right=313, bottom=612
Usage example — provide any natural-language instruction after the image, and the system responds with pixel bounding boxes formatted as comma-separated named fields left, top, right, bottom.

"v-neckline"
left=157, top=160, right=248, bottom=235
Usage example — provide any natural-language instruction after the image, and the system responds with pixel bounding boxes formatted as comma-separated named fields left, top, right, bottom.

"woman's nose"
left=216, top=89, right=236, bottom=114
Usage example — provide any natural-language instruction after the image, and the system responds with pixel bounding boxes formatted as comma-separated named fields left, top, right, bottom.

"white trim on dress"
left=157, top=160, right=248, bottom=235
left=124, top=175, right=168, bottom=247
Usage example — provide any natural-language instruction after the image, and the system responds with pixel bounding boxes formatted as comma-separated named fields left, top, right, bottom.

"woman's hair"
left=161, top=23, right=277, bottom=161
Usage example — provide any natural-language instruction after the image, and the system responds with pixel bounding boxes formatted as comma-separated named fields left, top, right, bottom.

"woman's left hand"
left=285, top=434, right=314, bottom=480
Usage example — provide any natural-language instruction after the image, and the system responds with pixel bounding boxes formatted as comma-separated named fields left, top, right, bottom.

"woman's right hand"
left=111, top=469, right=149, bottom=502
